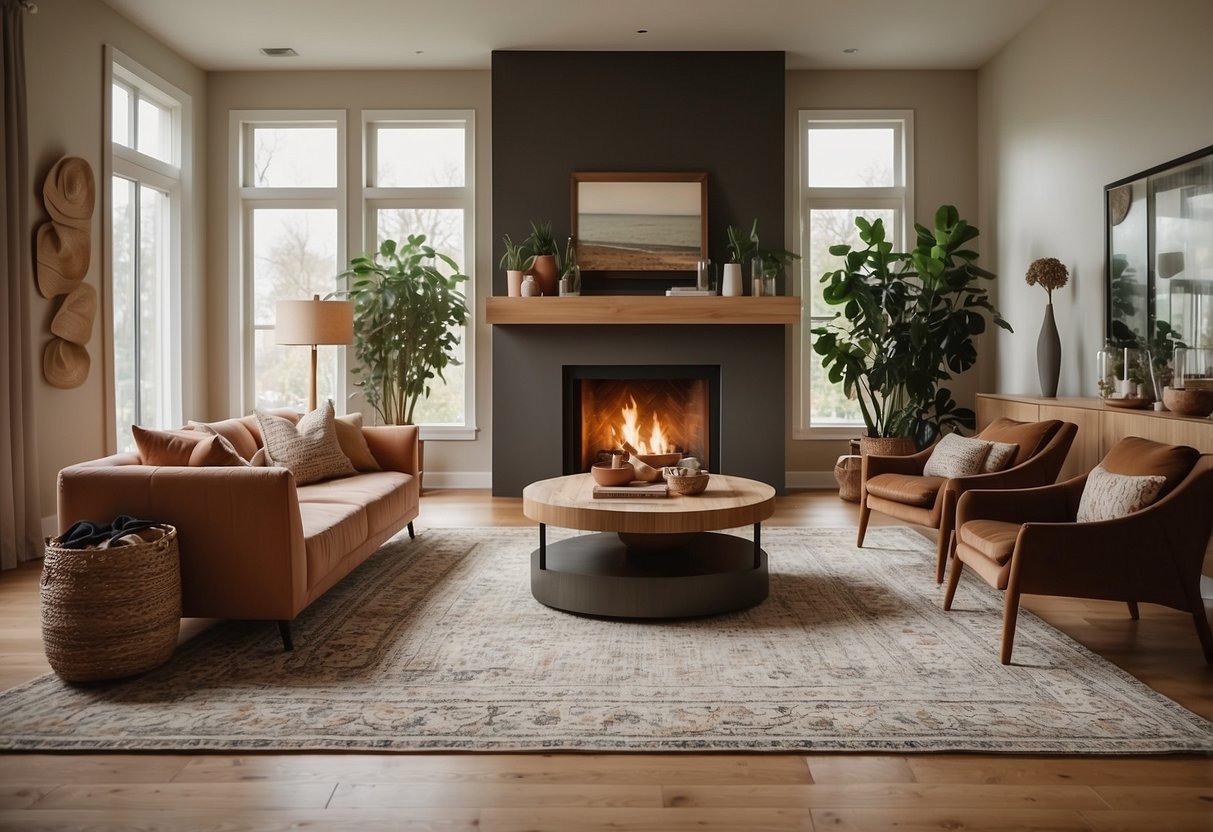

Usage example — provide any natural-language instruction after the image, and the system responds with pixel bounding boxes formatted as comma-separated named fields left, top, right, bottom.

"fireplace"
left=564, top=366, right=720, bottom=474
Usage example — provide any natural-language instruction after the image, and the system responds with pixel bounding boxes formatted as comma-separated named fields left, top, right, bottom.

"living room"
left=2, top=0, right=1211, bottom=829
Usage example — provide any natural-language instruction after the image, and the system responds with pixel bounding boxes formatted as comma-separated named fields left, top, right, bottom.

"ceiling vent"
left=260, top=47, right=299, bottom=58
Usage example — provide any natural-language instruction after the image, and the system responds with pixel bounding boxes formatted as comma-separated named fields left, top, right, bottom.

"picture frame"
left=570, top=172, right=708, bottom=273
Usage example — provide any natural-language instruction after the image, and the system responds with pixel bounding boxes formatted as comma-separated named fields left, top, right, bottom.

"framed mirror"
left=570, top=172, right=708, bottom=274
left=1106, top=145, right=1213, bottom=357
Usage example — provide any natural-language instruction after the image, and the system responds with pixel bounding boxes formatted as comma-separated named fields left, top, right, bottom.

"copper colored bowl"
left=591, top=462, right=635, bottom=486
left=1163, top=386, right=1213, bottom=418
left=636, top=452, right=682, bottom=469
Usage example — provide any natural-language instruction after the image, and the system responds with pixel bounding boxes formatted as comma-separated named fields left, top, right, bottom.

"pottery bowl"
left=636, top=452, right=682, bottom=469
left=591, top=461, right=635, bottom=486
left=666, top=472, right=710, bottom=496
left=1163, top=386, right=1213, bottom=418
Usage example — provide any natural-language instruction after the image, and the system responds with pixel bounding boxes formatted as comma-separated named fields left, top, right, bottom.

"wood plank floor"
left=1, top=489, right=1210, bottom=831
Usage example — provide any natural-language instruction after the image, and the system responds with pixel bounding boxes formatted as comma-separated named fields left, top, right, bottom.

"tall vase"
left=1037, top=302, right=1061, bottom=398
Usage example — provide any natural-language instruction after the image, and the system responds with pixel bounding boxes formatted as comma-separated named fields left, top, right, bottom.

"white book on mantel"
left=665, top=288, right=715, bottom=296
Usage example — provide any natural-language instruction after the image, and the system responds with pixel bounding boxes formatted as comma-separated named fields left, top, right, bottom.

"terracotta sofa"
left=56, top=420, right=420, bottom=650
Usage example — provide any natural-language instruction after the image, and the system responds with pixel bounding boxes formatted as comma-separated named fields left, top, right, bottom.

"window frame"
left=362, top=109, right=477, bottom=441
left=103, top=46, right=190, bottom=453
left=793, top=109, right=915, bottom=440
left=227, top=110, right=348, bottom=414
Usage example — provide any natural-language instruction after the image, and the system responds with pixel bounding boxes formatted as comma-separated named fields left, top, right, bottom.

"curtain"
left=1, top=0, right=40, bottom=569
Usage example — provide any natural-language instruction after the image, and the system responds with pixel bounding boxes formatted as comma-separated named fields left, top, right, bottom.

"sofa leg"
left=407, top=521, right=415, bottom=539
left=1126, top=600, right=1140, bottom=620
left=278, top=620, right=294, bottom=652
left=856, top=500, right=871, bottom=548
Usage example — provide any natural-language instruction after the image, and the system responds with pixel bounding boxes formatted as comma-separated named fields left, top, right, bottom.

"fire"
left=614, top=396, right=677, bottom=454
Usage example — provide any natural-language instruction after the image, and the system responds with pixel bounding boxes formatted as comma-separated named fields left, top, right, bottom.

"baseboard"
left=423, top=471, right=493, bottom=490
left=785, top=471, right=837, bottom=490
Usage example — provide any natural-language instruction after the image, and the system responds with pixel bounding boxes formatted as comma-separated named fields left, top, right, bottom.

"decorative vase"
left=1036, top=302, right=1061, bottom=398
left=529, top=254, right=559, bottom=297
left=520, top=275, right=539, bottom=297
left=722, top=263, right=743, bottom=297
left=506, top=270, right=524, bottom=297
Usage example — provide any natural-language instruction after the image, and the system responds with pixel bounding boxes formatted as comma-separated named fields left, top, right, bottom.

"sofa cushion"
left=978, top=418, right=1061, bottom=467
left=256, top=400, right=355, bottom=486
left=1076, top=463, right=1166, bottom=523
left=298, top=471, right=414, bottom=537
left=865, top=473, right=946, bottom=507
left=1100, top=436, right=1199, bottom=499
left=923, top=434, right=993, bottom=478
left=958, top=519, right=1021, bottom=565
left=297, top=501, right=368, bottom=589
left=334, top=412, right=381, bottom=472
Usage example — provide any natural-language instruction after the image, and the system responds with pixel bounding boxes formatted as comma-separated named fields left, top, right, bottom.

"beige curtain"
left=1, top=0, right=40, bottom=569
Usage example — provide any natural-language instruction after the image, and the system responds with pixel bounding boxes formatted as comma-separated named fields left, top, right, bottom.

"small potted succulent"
left=523, top=220, right=560, bottom=296
left=499, top=233, right=534, bottom=297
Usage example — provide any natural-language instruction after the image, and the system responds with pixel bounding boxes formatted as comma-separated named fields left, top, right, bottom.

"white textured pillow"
left=255, top=399, right=355, bottom=485
left=923, top=433, right=994, bottom=478
left=1076, top=464, right=1166, bottom=523
left=982, top=441, right=1019, bottom=473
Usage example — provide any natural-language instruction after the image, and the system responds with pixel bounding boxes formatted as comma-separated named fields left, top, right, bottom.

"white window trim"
left=362, top=109, right=477, bottom=441
left=793, top=109, right=914, bottom=440
left=227, top=110, right=348, bottom=414
left=103, top=46, right=190, bottom=453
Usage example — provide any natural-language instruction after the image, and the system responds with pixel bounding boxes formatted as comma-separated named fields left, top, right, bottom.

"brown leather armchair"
left=944, top=437, right=1213, bottom=665
left=857, top=418, right=1078, bottom=583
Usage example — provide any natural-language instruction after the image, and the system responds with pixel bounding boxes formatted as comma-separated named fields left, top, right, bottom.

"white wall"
left=24, top=0, right=207, bottom=522
left=979, top=0, right=1213, bottom=396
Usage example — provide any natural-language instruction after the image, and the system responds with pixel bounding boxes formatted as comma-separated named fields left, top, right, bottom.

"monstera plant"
left=338, top=235, right=469, bottom=425
left=811, top=205, right=1012, bottom=449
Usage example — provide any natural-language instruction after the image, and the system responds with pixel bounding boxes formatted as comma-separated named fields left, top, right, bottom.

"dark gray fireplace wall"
left=492, top=325, right=786, bottom=496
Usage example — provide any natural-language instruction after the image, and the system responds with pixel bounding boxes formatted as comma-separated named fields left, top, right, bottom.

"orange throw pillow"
left=334, top=412, right=381, bottom=472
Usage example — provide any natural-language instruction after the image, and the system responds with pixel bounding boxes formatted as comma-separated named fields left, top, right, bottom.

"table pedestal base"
left=531, top=531, right=768, bottom=618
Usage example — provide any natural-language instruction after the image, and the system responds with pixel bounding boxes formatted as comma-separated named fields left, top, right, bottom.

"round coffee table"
left=522, top=473, right=776, bottom=618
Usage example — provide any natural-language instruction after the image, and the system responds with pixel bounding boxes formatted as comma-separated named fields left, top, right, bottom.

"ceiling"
left=97, top=0, right=1054, bottom=72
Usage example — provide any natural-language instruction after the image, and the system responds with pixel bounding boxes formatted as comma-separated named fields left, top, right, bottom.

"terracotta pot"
left=858, top=436, right=916, bottom=457
left=528, top=254, right=560, bottom=297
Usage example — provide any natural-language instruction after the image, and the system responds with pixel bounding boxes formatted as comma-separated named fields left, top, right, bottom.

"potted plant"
left=523, top=220, right=560, bottom=296
left=338, top=235, right=469, bottom=426
left=726, top=219, right=801, bottom=296
left=811, top=205, right=1011, bottom=451
left=499, top=233, right=534, bottom=297
left=724, top=219, right=759, bottom=296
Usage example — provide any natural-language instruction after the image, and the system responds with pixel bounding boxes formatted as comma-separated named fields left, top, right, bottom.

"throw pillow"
left=982, top=441, right=1019, bottom=473
left=334, top=412, right=382, bottom=472
left=186, top=417, right=260, bottom=460
left=923, top=433, right=994, bottom=478
left=1076, top=463, right=1166, bottom=523
left=255, top=399, right=355, bottom=485
left=188, top=429, right=249, bottom=467
left=132, top=425, right=205, bottom=466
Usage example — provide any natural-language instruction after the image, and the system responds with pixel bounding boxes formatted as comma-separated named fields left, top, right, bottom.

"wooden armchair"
left=857, top=418, right=1078, bottom=583
left=944, top=437, right=1213, bottom=665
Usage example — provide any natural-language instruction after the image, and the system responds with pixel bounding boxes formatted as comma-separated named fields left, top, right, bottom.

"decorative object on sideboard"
left=559, top=235, right=581, bottom=296
left=498, top=232, right=534, bottom=297
left=1096, top=342, right=1156, bottom=408
left=1163, top=346, right=1213, bottom=417
left=274, top=294, right=355, bottom=412
left=523, top=220, right=560, bottom=296
left=1025, top=257, right=1068, bottom=398
left=813, top=206, right=1010, bottom=450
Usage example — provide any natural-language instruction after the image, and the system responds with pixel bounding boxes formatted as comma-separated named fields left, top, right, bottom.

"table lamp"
left=275, top=294, right=354, bottom=411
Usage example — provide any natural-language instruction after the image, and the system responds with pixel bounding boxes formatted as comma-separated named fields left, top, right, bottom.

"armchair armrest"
left=362, top=425, right=420, bottom=476
left=955, top=476, right=1087, bottom=527
left=863, top=445, right=934, bottom=479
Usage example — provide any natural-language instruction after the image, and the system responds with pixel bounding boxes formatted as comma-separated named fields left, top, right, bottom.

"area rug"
left=1, top=526, right=1210, bottom=753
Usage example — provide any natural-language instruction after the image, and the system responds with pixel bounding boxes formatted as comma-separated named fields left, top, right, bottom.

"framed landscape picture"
left=571, top=172, right=708, bottom=273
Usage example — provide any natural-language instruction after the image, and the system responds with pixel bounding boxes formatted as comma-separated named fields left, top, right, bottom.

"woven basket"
left=834, top=455, right=862, bottom=503
left=667, top=472, right=710, bottom=495
left=41, top=526, right=181, bottom=683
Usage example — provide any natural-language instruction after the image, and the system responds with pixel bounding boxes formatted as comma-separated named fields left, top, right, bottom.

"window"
left=795, top=111, right=913, bottom=438
left=107, top=49, right=189, bottom=452
left=364, top=111, right=475, bottom=436
left=231, top=112, right=346, bottom=413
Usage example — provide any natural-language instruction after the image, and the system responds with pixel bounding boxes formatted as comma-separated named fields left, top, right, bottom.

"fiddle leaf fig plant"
left=811, top=205, right=1012, bottom=449
left=338, top=235, right=469, bottom=426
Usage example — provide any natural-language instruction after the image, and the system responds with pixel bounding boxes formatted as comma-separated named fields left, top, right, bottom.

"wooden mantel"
left=485, top=296, right=800, bottom=325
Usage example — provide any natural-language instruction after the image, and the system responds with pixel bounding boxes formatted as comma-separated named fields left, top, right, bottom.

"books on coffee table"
left=591, top=482, right=670, bottom=499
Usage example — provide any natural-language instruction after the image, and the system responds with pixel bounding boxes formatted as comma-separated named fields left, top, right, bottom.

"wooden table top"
left=522, top=473, right=776, bottom=534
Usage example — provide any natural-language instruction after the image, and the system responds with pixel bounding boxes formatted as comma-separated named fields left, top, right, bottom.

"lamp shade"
left=275, top=295, right=354, bottom=346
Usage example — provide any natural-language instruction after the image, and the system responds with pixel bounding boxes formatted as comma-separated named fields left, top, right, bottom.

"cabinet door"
left=1040, top=405, right=1101, bottom=481
left=976, top=396, right=1039, bottom=430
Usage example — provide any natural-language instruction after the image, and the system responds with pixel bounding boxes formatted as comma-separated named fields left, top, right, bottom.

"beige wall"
left=784, top=71, right=981, bottom=479
left=204, top=70, right=492, bottom=483
left=24, top=0, right=206, bottom=523
left=978, top=0, right=1213, bottom=398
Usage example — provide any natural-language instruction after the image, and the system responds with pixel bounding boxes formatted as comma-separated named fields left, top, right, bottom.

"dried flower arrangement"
left=1025, top=257, right=1069, bottom=303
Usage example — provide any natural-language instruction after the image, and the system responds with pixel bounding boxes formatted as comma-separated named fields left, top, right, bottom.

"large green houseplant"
left=338, top=235, right=469, bottom=425
left=811, top=205, right=1011, bottom=449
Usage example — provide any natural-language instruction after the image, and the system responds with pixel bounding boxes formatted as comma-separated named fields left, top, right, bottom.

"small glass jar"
left=1173, top=346, right=1213, bottom=390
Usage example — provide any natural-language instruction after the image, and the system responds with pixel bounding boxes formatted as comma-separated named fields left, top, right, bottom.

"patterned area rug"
left=1, top=526, right=1210, bottom=753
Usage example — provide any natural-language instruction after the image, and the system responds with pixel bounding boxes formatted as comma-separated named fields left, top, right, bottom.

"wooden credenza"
left=977, top=394, right=1213, bottom=579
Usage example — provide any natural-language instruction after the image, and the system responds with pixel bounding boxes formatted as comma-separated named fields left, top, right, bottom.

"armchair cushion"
left=1076, top=463, right=1166, bottom=522
left=957, top=519, right=1021, bottom=565
left=1101, top=436, right=1199, bottom=498
left=923, top=434, right=993, bottom=478
left=865, top=473, right=946, bottom=507
left=978, top=417, right=1061, bottom=467
left=982, top=441, right=1019, bottom=473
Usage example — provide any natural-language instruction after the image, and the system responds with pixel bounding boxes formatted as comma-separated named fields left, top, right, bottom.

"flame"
left=614, top=396, right=676, bottom=454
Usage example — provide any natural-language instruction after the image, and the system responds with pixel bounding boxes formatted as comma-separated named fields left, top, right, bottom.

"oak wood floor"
left=1, top=489, right=1210, bottom=831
